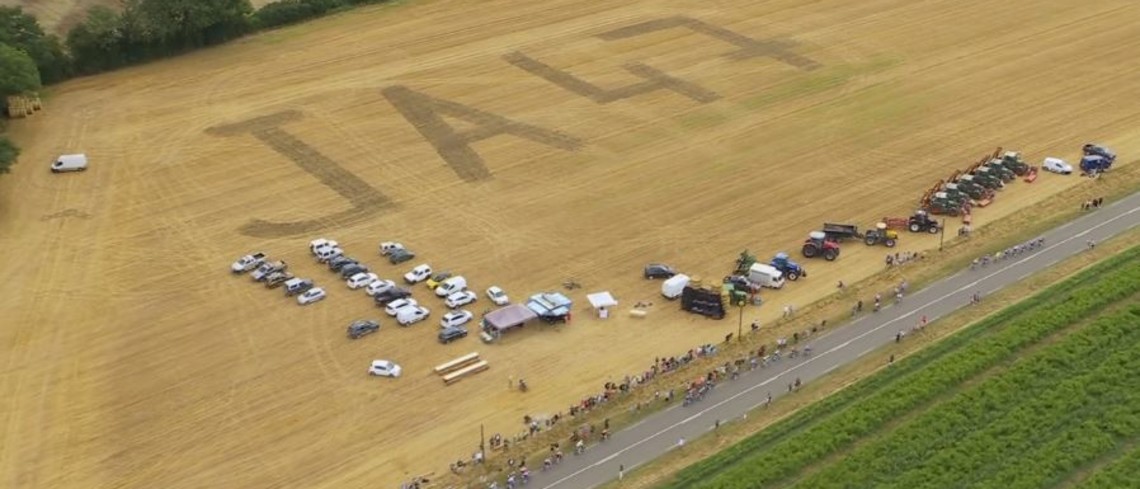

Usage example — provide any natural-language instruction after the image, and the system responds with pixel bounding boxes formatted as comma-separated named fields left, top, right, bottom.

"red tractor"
left=801, top=231, right=840, bottom=261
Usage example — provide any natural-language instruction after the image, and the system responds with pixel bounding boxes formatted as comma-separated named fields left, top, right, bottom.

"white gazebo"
left=586, top=291, right=618, bottom=319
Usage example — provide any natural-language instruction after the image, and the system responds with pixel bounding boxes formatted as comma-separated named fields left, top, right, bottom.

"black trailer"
left=681, top=285, right=725, bottom=320
left=821, top=223, right=863, bottom=241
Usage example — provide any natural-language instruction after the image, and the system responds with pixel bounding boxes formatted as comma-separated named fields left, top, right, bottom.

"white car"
left=346, top=272, right=379, bottom=289
left=310, top=238, right=339, bottom=254
left=297, top=287, right=327, bottom=305
left=368, top=360, right=402, bottom=378
left=315, top=246, right=344, bottom=263
left=440, top=310, right=474, bottom=329
left=486, top=286, right=509, bottom=306
left=365, top=279, right=397, bottom=296
left=396, top=306, right=431, bottom=326
left=404, top=264, right=432, bottom=284
left=1042, top=157, right=1073, bottom=175
left=385, top=298, right=419, bottom=316
left=445, top=290, right=478, bottom=309
left=379, top=242, right=405, bottom=255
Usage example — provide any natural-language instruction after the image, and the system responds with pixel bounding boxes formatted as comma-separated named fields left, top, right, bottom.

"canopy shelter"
left=586, top=291, right=618, bottom=310
left=482, top=304, right=538, bottom=332
left=526, top=292, right=573, bottom=319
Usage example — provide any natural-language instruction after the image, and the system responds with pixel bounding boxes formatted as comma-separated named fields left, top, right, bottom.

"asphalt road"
left=532, top=190, right=1140, bottom=489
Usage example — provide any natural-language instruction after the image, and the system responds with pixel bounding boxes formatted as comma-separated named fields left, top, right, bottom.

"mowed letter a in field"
left=2, top=0, right=1139, bottom=487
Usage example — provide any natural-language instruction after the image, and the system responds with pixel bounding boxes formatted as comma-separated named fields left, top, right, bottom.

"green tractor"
left=984, top=161, right=1016, bottom=182
left=955, top=174, right=993, bottom=200
left=999, top=151, right=1031, bottom=176
left=970, top=166, right=1004, bottom=189
left=927, top=192, right=964, bottom=216
left=734, top=250, right=757, bottom=276
left=940, top=182, right=969, bottom=202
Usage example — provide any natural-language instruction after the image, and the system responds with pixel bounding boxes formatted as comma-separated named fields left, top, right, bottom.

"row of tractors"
left=680, top=144, right=1117, bottom=320
left=919, top=147, right=1033, bottom=218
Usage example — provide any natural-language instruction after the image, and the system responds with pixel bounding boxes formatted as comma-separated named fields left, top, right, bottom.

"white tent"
left=586, top=291, right=618, bottom=310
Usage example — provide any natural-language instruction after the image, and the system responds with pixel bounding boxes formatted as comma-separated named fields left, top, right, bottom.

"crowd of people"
left=885, top=250, right=925, bottom=267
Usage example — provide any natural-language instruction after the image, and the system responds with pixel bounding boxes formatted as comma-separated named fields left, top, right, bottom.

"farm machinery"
left=802, top=231, right=841, bottom=261
left=863, top=222, right=899, bottom=247
left=882, top=210, right=943, bottom=234
left=920, top=181, right=969, bottom=216
left=951, top=172, right=994, bottom=203
left=771, top=252, right=806, bottom=281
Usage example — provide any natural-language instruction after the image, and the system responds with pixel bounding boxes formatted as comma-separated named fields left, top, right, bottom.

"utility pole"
left=738, top=302, right=745, bottom=342
left=939, top=218, right=946, bottom=251
left=480, top=423, right=485, bottom=459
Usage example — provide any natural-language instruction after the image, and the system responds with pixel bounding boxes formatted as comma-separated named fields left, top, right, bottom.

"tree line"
left=0, top=0, right=394, bottom=174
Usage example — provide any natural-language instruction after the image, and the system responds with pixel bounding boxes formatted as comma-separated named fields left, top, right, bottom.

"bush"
left=253, top=0, right=347, bottom=30
left=0, top=136, right=19, bottom=174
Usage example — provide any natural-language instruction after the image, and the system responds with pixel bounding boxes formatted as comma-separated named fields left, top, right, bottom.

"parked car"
left=310, top=238, right=339, bottom=254
left=365, top=279, right=396, bottom=296
left=445, top=290, right=478, bottom=309
left=485, top=286, right=510, bottom=306
left=252, top=260, right=288, bottom=281
left=297, top=287, right=327, bottom=305
left=328, top=255, right=355, bottom=271
left=368, top=359, right=402, bottom=377
left=440, top=310, right=474, bottom=329
left=378, top=242, right=405, bottom=256
left=644, top=263, right=677, bottom=279
left=347, top=272, right=379, bottom=289
left=389, top=248, right=416, bottom=265
left=346, top=319, right=380, bottom=339
left=265, top=271, right=295, bottom=289
left=385, top=298, right=419, bottom=316
left=374, top=287, right=412, bottom=305
left=396, top=306, right=430, bottom=326
left=404, top=264, right=433, bottom=284
left=315, top=246, right=344, bottom=263
left=1042, top=157, right=1073, bottom=175
left=434, top=276, right=468, bottom=297
left=425, top=271, right=453, bottom=290
left=438, top=326, right=468, bottom=344
left=231, top=252, right=267, bottom=273
left=284, top=278, right=314, bottom=296
left=339, top=264, right=369, bottom=279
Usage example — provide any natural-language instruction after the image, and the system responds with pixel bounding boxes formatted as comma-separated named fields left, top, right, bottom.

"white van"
left=434, top=276, right=468, bottom=297
left=748, top=263, right=786, bottom=289
left=661, top=274, right=691, bottom=300
left=51, top=154, right=88, bottom=173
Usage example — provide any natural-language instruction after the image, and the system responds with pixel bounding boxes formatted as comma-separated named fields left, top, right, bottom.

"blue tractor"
left=1082, top=143, right=1116, bottom=163
left=1080, top=155, right=1112, bottom=175
left=771, top=252, right=806, bottom=281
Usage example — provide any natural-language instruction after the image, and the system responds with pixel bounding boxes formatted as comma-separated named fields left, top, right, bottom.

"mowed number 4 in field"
left=206, top=16, right=822, bottom=238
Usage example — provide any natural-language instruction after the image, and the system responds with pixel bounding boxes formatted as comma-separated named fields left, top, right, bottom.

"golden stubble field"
left=2, top=0, right=1139, bottom=487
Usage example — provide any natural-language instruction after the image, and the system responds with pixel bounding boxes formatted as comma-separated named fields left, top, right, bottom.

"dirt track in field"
left=2, top=0, right=1139, bottom=487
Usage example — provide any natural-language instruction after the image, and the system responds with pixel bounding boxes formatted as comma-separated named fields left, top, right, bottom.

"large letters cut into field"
left=207, top=14, right=818, bottom=238
left=661, top=246, right=1140, bottom=489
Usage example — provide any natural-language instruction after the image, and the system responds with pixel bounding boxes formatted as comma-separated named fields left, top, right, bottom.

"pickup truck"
left=231, top=252, right=267, bottom=273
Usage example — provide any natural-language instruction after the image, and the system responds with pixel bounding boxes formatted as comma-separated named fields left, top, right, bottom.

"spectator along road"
left=535, top=191, right=1140, bottom=489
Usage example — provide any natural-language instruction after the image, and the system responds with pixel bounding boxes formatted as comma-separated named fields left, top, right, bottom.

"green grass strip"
left=1071, top=441, right=1140, bottom=489
left=795, top=305, right=1140, bottom=489
left=658, top=246, right=1140, bottom=489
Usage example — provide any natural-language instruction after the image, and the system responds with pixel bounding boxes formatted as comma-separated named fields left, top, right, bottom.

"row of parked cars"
left=230, top=252, right=327, bottom=304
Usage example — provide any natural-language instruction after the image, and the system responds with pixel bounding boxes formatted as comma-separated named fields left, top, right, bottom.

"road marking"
left=541, top=201, right=1140, bottom=489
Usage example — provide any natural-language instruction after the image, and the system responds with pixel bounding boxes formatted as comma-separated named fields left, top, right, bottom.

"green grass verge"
left=656, top=245, right=1140, bottom=489
left=1072, top=442, right=1140, bottom=489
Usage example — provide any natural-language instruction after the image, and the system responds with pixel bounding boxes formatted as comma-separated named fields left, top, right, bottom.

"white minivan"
left=435, top=276, right=468, bottom=297
left=51, top=154, right=88, bottom=173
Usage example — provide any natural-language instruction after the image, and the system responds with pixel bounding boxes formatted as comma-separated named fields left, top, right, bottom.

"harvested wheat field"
left=2, top=0, right=1139, bottom=487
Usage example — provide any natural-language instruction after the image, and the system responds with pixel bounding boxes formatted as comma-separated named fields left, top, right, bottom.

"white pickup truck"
left=231, top=252, right=267, bottom=273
